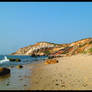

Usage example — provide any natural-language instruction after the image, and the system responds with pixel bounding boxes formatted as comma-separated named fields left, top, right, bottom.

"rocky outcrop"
left=0, top=67, right=10, bottom=76
left=45, top=59, right=58, bottom=64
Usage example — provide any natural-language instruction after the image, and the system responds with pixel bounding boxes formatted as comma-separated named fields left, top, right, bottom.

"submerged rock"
left=0, top=67, right=10, bottom=76
left=48, top=56, right=55, bottom=59
left=16, top=65, right=23, bottom=69
left=31, top=54, right=39, bottom=57
left=45, top=59, right=59, bottom=64
left=8, top=58, right=21, bottom=62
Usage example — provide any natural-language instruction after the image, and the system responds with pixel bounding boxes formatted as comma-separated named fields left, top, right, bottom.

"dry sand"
left=29, top=54, right=92, bottom=90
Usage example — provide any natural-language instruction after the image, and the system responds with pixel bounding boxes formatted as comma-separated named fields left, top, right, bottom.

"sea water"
left=0, top=55, right=47, bottom=67
left=0, top=55, right=47, bottom=90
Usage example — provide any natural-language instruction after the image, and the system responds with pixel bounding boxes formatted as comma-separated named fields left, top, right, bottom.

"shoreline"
left=0, top=59, right=44, bottom=90
left=29, top=54, right=92, bottom=90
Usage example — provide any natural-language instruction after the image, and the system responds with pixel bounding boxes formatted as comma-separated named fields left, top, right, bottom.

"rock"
left=10, top=66, right=14, bottom=68
left=45, top=59, right=59, bottom=64
left=0, top=67, right=10, bottom=76
left=48, top=56, right=55, bottom=59
left=8, top=58, right=21, bottom=62
left=16, top=65, right=23, bottom=69
left=15, top=58, right=21, bottom=62
left=31, top=54, right=38, bottom=57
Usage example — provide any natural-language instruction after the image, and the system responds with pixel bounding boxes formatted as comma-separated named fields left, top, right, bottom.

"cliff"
left=11, top=38, right=92, bottom=57
left=11, top=42, right=69, bottom=56
left=50, top=38, right=92, bottom=57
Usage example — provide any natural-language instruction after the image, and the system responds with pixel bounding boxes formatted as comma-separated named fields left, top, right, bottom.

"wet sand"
left=0, top=60, right=45, bottom=90
left=0, top=64, right=33, bottom=90
left=29, top=54, right=92, bottom=90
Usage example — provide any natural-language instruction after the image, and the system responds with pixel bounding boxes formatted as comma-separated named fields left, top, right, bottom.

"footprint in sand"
left=61, top=81, right=66, bottom=88
left=6, top=83, right=10, bottom=86
left=6, top=81, right=10, bottom=86
left=19, top=78, right=23, bottom=80
left=69, top=74, right=72, bottom=76
left=82, top=83, right=88, bottom=87
left=58, top=73, right=63, bottom=77
left=56, top=83, right=59, bottom=86
left=77, top=80, right=81, bottom=82
left=64, top=75, right=68, bottom=78
left=18, top=76, right=21, bottom=77
left=67, top=68, right=71, bottom=70
left=24, top=84, right=27, bottom=86
left=61, top=81, right=65, bottom=84
left=61, top=80, right=63, bottom=82
left=61, top=84, right=65, bottom=88
left=35, top=81, right=39, bottom=84
left=56, top=79, right=58, bottom=81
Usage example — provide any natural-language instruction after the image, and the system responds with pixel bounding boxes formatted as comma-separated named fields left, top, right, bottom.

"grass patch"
left=82, top=51, right=87, bottom=54
left=79, top=43, right=86, bottom=48
left=44, top=50, right=50, bottom=55
left=89, top=48, right=92, bottom=53
left=62, top=51, right=68, bottom=54
left=89, top=41, right=92, bottom=44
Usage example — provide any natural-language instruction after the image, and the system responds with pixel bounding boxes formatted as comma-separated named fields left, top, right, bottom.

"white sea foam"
left=0, top=56, right=10, bottom=63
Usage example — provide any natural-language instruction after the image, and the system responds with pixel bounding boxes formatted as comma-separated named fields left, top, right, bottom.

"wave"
left=0, top=56, right=9, bottom=64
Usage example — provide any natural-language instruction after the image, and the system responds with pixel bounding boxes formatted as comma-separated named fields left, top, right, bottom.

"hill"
left=11, top=38, right=92, bottom=57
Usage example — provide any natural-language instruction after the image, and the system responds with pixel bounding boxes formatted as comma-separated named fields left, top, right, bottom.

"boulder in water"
left=8, top=58, right=21, bottom=62
left=48, top=56, right=55, bottom=59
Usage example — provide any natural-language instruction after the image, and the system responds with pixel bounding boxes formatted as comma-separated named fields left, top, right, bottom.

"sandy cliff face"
left=11, top=38, right=92, bottom=56
left=11, top=42, right=67, bottom=56
left=50, top=38, right=92, bottom=57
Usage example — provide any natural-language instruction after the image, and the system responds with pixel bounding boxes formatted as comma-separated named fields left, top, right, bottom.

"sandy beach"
left=29, top=54, right=92, bottom=90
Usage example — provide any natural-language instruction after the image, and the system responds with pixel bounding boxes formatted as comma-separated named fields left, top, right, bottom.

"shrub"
left=44, top=50, right=50, bottom=55
left=89, top=48, right=92, bottom=53
left=89, top=41, right=92, bottom=44
left=79, top=43, right=86, bottom=48
left=62, top=51, right=68, bottom=54
left=82, top=51, right=87, bottom=54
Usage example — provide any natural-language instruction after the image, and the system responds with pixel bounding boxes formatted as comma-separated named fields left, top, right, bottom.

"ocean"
left=0, top=55, right=47, bottom=90
left=0, top=55, right=47, bottom=67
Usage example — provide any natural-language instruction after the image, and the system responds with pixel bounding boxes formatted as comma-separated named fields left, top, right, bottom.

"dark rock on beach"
left=45, top=59, right=59, bottom=64
left=16, top=65, right=23, bottom=69
left=0, top=67, right=10, bottom=76
left=31, top=54, right=39, bottom=57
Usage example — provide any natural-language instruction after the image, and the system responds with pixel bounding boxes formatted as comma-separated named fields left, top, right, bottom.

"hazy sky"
left=0, top=2, right=92, bottom=54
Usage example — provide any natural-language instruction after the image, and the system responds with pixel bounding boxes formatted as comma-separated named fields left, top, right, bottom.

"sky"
left=0, top=2, right=92, bottom=54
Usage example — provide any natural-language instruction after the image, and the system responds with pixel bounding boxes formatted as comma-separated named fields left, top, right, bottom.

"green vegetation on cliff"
left=89, top=48, right=92, bottom=54
left=43, top=50, right=50, bottom=55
